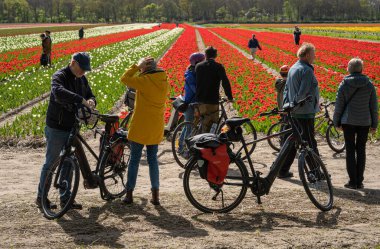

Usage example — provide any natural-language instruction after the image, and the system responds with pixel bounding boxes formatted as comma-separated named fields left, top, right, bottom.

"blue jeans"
left=126, top=141, right=159, bottom=191
left=37, top=126, right=70, bottom=198
left=178, top=107, right=194, bottom=153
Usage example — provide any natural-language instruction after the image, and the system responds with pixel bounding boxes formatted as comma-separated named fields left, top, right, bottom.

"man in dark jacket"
left=44, top=30, right=52, bottom=65
left=40, top=33, right=48, bottom=66
left=36, top=52, right=95, bottom=210
left=333, top=58, right=378, bottom=189
left=195, top=46, right=233, bottom=133
left=294, top=26, right=302, bottom=45
left=79, top=27, right=84, bottom=40
left=248, top=34, right=262, bottom=60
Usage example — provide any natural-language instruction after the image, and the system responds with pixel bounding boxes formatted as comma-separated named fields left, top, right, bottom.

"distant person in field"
left=40, top=33, right=48, bottom=66
left=79, top=27, right=84, bottom=40
left=36, top=52, right=96, bottom=211
left=44, top=30, right=52, bottom=65
left=120, top=57, right=169, bottom=206
left=294, top=26, right=302, bottom=45
left=333, top=58, right=378, bottom=189
left=281, top=42, right=320, bottom=178
left=195, top=46, right=233, bottom=133
left=248, top=34, right=262, bottom=60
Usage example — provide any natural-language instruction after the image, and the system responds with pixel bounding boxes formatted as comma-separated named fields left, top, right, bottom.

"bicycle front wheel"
left=41, top=156, right=80, bottom=220
left=171, top=121, right=200, bottom=168
left=183, top=157, right=248, bottom=213
left=298, top=149, right=333, bottom=211
left=99, top=142, right=130, bottom=200
left=326, top=124, right=345, bottom=153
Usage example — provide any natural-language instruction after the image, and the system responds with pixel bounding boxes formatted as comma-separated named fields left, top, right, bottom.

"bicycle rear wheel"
left=326, top=124, right=345, bottom=153
left=171, top=121, right=200, bottom=168
left=99, top=142, right=130, bottom=200
left=41, top=156, right=80, bottom=219
left=183, top=157, right=248, bottom=213
left=298, top=149, right=333, bottom=211
left=267, top=121, right=283, bottom=152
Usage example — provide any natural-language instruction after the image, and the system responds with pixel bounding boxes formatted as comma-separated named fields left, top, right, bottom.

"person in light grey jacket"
left=333, top=57, right=378, bottom=189
left=279, top=42, right=320, bottom=178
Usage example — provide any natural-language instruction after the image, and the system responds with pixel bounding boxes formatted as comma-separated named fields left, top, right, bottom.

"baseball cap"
left=73, top=52, right=91, bottom=71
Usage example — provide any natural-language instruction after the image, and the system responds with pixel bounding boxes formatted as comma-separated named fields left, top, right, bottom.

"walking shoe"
left=344, top=183, right=357, bottom=189
left=122, top=190, right=133, bottom=204
left=60, top=200, right=83, bottom=210
left=35, top=197, right=57, bottom=209
left=278, top=171, right=294, bottom=179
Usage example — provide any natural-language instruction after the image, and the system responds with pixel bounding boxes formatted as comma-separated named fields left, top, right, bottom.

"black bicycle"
left=41, top=106, right=130, bottom=219
left=183, top=96, right=333, bottom=213
left=267, top=101, right=345, bottom=153
left=172, top=98, right=257, bottom=168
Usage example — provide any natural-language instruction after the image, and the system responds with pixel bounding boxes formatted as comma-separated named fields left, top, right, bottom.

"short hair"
left=347, top=57, right=363, bottom=74
left=40, top=33, right=45, bottom=38
left=45, top=30, right=51, bottom=34
left=205, top=46, right=217, bottom=59
left=297, top=43, right=315, bottom=58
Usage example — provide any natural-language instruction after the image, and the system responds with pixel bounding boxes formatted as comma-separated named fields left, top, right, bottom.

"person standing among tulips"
left=195, top=46, right=234, bottom=133
left=280, top=42, right=320, bottom=178
left=333, top=58, right=378, bottom=189
left=294, top=26, right=302, bottom=46
left=120, top=57, right=169, bottom=206
left=248, top=34, right=262, bottom=60
left=275, top=65, right=290, bottom=147
left=44, top=30, right=52, bottom=65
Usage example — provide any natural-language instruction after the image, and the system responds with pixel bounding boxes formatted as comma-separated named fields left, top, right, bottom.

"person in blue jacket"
left=178, top=52, right=205, bottom=158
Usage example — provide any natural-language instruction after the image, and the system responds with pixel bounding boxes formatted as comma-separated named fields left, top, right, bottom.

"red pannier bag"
left=199, top=144, right=230, bottom=185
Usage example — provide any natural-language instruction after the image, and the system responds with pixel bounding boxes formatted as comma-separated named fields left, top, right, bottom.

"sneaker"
left=278, top=172, right=294, bottom=179
left=344, top=183, right=357, bottom=189
left=35, top=197, right=57, bottom=209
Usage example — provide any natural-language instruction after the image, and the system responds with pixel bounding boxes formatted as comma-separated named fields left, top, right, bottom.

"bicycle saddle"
left=99, top=114, right=119, bottom=124
left=225, top=117, right=250, bottom=129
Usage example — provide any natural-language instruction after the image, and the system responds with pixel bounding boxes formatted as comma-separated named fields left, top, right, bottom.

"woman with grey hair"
left=333, top=57, right=378, bottom=189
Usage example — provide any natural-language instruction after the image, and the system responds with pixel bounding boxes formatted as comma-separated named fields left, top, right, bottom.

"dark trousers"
left=280, top=118, right=319, bottom=174
left=342, top=124, right=370, bottom=186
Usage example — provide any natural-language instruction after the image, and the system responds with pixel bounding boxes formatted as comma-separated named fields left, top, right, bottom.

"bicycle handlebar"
left=259, top=108, right=279, bottom=117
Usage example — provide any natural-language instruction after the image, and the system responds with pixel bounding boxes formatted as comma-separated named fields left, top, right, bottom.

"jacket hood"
left=344, top=73, right=370, bottom=88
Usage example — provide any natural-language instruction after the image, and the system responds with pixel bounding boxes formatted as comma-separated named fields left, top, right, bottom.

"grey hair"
left=297, top=43, right=315, bottom=58
left=347, top=57, right=363, bottom=74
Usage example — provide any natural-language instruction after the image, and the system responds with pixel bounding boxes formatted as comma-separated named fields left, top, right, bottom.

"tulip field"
left=0, top=23, right=379, bottom=143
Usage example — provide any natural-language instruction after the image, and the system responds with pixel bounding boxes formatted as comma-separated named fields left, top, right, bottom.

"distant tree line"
left=1, top=0, right=380, bottom=23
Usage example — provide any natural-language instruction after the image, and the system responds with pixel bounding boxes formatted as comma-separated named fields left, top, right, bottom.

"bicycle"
left=41, top=106, right=130, bottom=219
left=172, top=98, right=257, bottom=168
left=183, top=96, right=333, bottom=213
left=267, top=101, right=345, bottom=153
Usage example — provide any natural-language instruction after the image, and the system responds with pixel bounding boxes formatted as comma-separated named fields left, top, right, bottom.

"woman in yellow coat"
left=120, top=57, right=169, bottom=205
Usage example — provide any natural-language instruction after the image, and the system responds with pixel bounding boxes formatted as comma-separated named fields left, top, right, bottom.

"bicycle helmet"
left=280, top=65, right=289, bottom=76
left=189, top=52, right=205, bottom=66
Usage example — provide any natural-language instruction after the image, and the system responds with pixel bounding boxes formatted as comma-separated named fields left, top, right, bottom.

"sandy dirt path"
left=0, top=136, right=379, bottom=249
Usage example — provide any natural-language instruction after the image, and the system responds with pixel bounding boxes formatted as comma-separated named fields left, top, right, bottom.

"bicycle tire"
left=326, top=124, right=345, bottom=153
left=171, top=121, right=199, bottom=168
left=183, top=157, right=248, bottom=213
left=298, top=149, right=334, bottom=211
left=99, top=142, right=130, bottom=200
left=41, top=156, right=80, bottom=220
left=267, top=121, right=283, bottom=152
